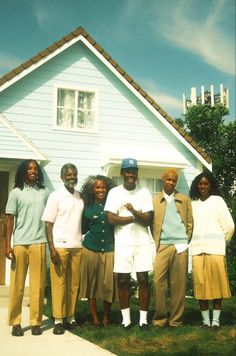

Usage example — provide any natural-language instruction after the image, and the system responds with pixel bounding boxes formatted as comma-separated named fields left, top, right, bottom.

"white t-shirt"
left=191, top=195, right=235, bottom=256
left=104, top=185, right=153, bottom=248
left=42, top=186, right=84, bottom=248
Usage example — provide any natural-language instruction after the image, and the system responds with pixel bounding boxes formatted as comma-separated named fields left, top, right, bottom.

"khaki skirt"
left=78, top=247, right=118, bottom=303
left=192, top=254, right=231, bottom=300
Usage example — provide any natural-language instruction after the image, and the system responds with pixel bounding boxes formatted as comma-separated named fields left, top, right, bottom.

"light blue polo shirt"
left=6, top=185, right=49, bottom=245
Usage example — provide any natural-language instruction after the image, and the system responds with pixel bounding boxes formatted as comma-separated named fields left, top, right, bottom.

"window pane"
left=78, top=92, right=94, bottom=110
left=57, top=89, right=75, bottom=108
left=57, top=108, right=74, bottom=127
left=77, top=110, right=94, bottom=128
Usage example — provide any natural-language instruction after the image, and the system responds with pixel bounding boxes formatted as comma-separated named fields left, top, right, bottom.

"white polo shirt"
left=104, top=185, right=153, bottom=248
left=42, top=186, right=84, bottom=248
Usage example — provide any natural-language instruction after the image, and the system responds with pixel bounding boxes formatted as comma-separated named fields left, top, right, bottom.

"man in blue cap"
left=105, top=158, right=153, bottom=330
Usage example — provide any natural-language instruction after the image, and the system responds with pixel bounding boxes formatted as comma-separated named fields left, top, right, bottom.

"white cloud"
left=151, top=0, right=235, bottom=76
left=26, top=0, right=60, bottom=32
left=141, top=79, right=183, bottom=113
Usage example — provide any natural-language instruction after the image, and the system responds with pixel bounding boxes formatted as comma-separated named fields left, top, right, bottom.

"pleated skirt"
left=192, top=254, right=231, bottom=300
left=78, top=247, right=118, bottom=303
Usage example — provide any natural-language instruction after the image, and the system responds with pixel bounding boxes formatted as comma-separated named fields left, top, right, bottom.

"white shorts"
left=114, top=243, right=155, bottom=273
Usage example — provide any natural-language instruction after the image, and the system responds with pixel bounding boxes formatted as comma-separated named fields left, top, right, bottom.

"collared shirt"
left=162, top=191, right=188, bottom=253
left=152, top=190, right=193, bottom=251
left=42, top=185, right=84, bottom=248
left=163, top=191, right=175, bottom=203
left=82, top=202, right=114, bottom=252
left=6, top=185, right=49, bottom=245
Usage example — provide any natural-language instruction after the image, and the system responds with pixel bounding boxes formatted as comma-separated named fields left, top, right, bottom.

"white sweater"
left=191, top=195, right=235, bottom=256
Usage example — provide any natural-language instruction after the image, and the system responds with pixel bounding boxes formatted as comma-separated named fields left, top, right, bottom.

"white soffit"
left=101, top=145, right=189, bottom=172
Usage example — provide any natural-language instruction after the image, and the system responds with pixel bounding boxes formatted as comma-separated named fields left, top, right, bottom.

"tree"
left=176, top=104, right=236, bottom=295
left=176, top=104, right=236, bottom=199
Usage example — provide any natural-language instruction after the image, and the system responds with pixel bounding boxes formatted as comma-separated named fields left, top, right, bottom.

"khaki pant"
left=50, top=248, right=82, bottom=319
left=8, top=243, right=46, bottom=326
left=152, top=245, right=188, bottom=327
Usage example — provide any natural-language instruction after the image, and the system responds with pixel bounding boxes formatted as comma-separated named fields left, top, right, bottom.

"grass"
left=44, top=296, right=236, bottom=355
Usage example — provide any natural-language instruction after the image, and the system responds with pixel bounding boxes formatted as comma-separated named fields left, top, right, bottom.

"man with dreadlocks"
left=5, top=159, right=49, bottom=337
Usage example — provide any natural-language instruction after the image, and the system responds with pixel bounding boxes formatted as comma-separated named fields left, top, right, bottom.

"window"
left=56, top=88, right=96, bottom=131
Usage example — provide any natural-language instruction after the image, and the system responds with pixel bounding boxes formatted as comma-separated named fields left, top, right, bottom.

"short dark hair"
left=189, top=171, right=221, bottom=200
left=60, top=163, right=77, bottom=177
left=14, top=159, right=45, bottom=190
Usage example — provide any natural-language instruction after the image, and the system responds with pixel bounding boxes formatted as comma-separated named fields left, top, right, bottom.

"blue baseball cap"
left=121, top=158, right=138, bottom=170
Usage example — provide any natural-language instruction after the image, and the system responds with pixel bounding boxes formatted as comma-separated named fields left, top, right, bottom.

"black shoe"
left=12, top=324, right=24, bottom=337
left=53, top=323, right=65, bottom=335
left=65, top=321, right=79, bottom=330
left=139, top=323, right=148, bottom=331
left=31, top=325, right=42, bottom=335
left=200, top=324, right=210, bottom=329
left=122, top=323, right=132, bottom=330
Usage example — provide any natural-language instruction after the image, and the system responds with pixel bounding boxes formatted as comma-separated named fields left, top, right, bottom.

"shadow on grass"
left=44, top=296, right=236, bottom=356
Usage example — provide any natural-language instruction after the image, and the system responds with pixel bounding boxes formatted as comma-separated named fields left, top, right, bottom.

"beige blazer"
left=152, top=191, right=193, bottom=249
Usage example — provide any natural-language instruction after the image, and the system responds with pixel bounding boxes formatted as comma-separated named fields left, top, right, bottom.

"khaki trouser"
left=8, top=243, right=46, bottom=326
left=50, top=248, right=82, bottom=319
left=152, top=245, right=188, bottom=327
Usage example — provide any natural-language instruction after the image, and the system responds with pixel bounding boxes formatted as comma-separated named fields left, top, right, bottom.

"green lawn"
left=44, top=296, right=236, bottom=355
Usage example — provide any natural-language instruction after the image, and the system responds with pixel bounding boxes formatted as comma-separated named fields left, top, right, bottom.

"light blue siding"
left=0, top=41, right=199, bottom=192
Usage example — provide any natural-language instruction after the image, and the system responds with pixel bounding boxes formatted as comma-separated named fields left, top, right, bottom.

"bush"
left=226, top=197, right=236, bottom=296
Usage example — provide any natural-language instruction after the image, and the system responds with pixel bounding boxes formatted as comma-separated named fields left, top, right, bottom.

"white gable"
left=0, top=114, right=48, bottom=164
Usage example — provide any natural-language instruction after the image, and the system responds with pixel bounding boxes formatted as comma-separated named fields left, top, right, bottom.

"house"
left=0, top=27, right=211, bottom=285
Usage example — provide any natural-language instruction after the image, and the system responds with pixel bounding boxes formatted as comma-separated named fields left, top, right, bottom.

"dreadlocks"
left=14, top=159, right=45, bottom=190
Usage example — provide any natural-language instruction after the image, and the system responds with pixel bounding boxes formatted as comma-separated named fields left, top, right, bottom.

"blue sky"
left=0, top=0, right=235, bottom=121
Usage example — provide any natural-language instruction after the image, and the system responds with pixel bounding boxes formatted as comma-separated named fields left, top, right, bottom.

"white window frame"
left=53, top=84, right=99, bottom=133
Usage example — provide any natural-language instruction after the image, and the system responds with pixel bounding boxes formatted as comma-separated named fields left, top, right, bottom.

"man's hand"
left=50, top=248, right=61, bottom=265
left=124, top=203, right=135, bottom=214
left=5, top=245, right=15, bottom=261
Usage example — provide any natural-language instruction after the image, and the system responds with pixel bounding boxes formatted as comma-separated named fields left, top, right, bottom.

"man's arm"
left=125, top=203, right=153, bottom=226
left=107, top=206, right=153, bottom=227
left=45, top=221, right=61, bottom=265
left=106, top=212, right=134, bottom=226
left=5, top=214, right=15, bottom=260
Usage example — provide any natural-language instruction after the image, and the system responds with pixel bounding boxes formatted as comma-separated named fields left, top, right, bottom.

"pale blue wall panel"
left=0, top=41, right=200, bottom=190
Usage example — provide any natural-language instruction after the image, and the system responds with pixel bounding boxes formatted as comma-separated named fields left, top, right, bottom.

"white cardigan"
left=191, top=195, right=235, bottom=256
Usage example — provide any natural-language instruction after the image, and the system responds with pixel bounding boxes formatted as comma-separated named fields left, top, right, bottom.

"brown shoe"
left=53, top=323, right=65, bottom=335
left=102, top=319, right=110, bottom=328
left=92, top=321, right=101, bottom=328
left=12, top=324, right=24, bottom=337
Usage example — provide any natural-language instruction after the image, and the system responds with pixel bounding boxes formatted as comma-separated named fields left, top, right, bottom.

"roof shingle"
left=0, top=26, right=211, bottom=164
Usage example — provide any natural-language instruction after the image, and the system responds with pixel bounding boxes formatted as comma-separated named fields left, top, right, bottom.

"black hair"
left=80, top=175, right=116, bottom=206
left=60, top=163, right=77, bottom=177
left=14, top=159, right=45, bottom=190
left=189, top=171, right=221, bottom=200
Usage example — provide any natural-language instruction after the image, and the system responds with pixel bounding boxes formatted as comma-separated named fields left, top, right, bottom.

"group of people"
left=5, top=158, right=234, bottom=337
